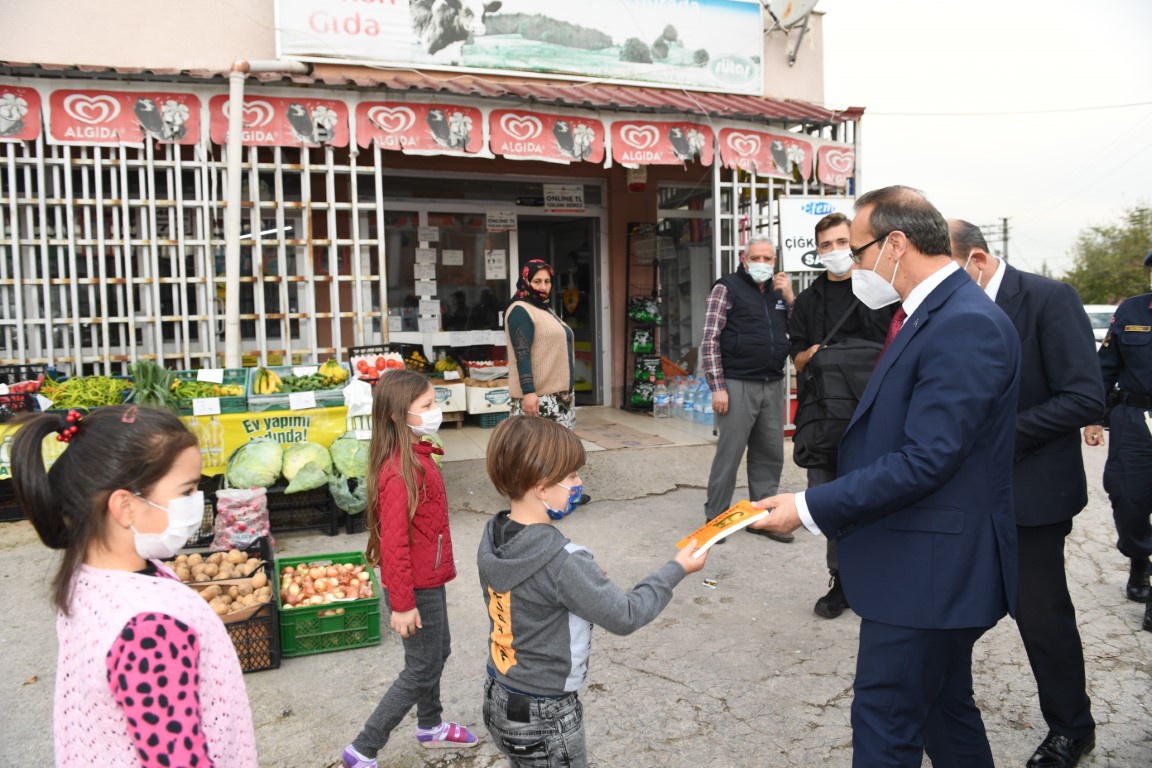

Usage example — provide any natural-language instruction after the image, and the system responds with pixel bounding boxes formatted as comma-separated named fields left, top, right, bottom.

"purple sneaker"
left=416, top=721, right=480, bottom=749
left=341, top=745, right=377, bottom=768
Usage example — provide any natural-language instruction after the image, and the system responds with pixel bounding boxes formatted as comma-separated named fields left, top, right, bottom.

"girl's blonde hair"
left=486, top=415, right=585, bottom=501
left=364, top=369, right=435, bottom=567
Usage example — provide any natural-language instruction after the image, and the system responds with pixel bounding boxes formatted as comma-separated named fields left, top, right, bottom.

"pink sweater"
left=54, top=563, right=258, bottom=767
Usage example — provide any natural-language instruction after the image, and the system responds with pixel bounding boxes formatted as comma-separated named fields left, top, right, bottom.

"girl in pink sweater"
left=9, top=405, right=258, bottom=768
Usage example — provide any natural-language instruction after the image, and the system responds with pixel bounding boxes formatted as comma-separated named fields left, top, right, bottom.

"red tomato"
left=375, top=357, right=387, bottom=371
left=356, top=360, right=370, bottom=375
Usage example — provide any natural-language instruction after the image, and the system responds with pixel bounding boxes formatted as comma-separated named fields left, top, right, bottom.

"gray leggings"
left=352, top=586, right=451, bottom=757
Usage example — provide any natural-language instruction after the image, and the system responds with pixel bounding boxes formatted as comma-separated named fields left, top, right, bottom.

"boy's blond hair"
left=486, top=415, right=585, bottom=500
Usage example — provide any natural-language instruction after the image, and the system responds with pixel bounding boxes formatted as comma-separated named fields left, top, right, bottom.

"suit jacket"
left=806, top=269, right=1021, bottom=630
left=995, top=264, right=1105, bottom=527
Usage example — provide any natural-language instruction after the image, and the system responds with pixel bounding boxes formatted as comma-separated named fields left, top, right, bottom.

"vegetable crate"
left=246, top=365, right=349, bottom=413
left=266, top=483, right=341, bottom=536
left=0, top=363, right=45, bottom=419
left=277, top=551, right=382, bottom=657
left=185, top=475, right=222, bottom=549
left=346, top=343, right=427, bottom=387
left=172, top=369, right=249, bottom=415
left=475, top=411, right=510, bottom=429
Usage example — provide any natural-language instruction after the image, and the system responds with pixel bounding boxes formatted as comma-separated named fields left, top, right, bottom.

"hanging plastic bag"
left=212, top=487, right=271, bottom=550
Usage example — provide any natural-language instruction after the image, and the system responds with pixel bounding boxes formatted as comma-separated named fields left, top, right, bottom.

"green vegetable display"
left=39, top=376, right=132, bottom=409
left=129, top=361, right=177, bottom=411
left=281, top=442, right=332, bottom=482
left=225, top=438, right=284, bottom=489
left=285, top=461, right=328, bottom=494
left=329, top=434, right=369, bottom=478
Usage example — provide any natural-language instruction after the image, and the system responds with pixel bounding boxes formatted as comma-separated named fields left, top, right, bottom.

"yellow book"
left=676, top=500, right=771, bottom=558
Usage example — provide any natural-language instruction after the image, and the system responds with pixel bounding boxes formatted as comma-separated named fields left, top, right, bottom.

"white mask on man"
left=820, top=249, right=854, bottom=276
left=851, top=237, right=901, bottom=310
left=746, top=262, right=775, bottom=284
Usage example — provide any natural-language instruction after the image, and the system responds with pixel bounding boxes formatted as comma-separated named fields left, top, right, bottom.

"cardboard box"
left=433, top=382, right=466, bottom=413
left=466, top=378, right=511, bottom=414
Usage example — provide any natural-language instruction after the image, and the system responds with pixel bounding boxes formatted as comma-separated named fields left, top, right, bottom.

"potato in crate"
left=277, top=551, right=382, bottom=657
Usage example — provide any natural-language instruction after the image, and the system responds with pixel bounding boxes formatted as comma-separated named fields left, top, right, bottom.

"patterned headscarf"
left=514, top=259, right=554, bottom=309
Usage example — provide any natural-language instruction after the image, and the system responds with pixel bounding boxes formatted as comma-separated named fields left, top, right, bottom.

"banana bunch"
left=434, top=357, right=460, bottom=373
left=253, top=367, right=284, bottom=395
left=171, top=380, right=245, bottom=398
left=319, top=358, right=349, bottom=385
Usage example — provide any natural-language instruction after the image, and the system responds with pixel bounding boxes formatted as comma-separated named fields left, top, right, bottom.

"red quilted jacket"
left=376, top=440, right=456, bottom=612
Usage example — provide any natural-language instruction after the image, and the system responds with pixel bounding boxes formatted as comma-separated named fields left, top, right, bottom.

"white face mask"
left=131, top=491, right=205, bottom=561
left=408, top=407, right=444, bottom=436
left=851, top=237, right=901, bottom=310
left=961, top=250, right=985, bottom=289
left=746, top=262, right=775, bottom=284
left=820, top=249, right=854, bottom=276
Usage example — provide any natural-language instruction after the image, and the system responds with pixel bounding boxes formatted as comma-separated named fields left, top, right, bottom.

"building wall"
left=762, top=12, right=826, bottom=104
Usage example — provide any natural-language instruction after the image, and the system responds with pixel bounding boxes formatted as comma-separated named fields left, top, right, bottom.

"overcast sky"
left=814, top=0, right=1152, bottom=277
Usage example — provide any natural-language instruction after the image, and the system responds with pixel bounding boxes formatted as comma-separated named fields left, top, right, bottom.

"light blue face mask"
left=746, top=262, right=775, bottom=284
left=543, top=482, right=583, bottom=521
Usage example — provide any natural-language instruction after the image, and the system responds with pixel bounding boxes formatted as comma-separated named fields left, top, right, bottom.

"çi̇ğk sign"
left=276, top=0, right=764, bottom=95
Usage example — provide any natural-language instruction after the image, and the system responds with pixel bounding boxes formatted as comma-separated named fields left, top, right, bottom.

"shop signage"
left=610, top=120, right=714, bottom=166
left=47, top=89, right=201, bottom=145
left=208, top=94, right=349, bottom=147
left=717, top=127, right=812, bottom=180
left=356, top=101, right=484, bottom=155
left=816, top=144, right=856, bottom=188
left=276, top=0, right=764, bottom=95
left=543, top=184, right=585, bottom=214
left=489, top=109, right=605, bottom=164
left=777, top=197, right=856, bottom=272
left=0, top=86, right=41, bottom=142
left=486, top=211, right=517, bottom=232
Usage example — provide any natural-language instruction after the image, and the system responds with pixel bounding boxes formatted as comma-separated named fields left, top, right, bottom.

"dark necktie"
left=877, top=306, right=907, bottom=363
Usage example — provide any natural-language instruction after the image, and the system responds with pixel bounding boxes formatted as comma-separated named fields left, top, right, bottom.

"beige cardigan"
left=505, top=300, right=574, bottom=398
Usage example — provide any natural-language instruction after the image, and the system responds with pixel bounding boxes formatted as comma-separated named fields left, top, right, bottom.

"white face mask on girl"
left=131, top=491, right=205, bottom=560
left=408, top=407, right=444, bottom=436
left=851, top=237, right=901, bottom=310
left=820, top=249, right=854, bottom=276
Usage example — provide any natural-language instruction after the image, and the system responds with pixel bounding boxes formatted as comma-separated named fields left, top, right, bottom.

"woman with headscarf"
left=505, top=259, right=577, bottom=428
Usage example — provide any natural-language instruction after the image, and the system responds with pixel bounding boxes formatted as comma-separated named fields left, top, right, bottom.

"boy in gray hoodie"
left=477, top=415, right=708, bottom=767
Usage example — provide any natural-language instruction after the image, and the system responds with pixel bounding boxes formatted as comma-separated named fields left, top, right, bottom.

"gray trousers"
left=807, top=465, right=839, bottom=571
left=705, top=377, right=786, bottom=519
left=352, top=586, right=451, bottom=757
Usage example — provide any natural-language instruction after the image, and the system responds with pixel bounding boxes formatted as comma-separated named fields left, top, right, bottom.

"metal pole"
left=223, top=61, right=248, bottom=368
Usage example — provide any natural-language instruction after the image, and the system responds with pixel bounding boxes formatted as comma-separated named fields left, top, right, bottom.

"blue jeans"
left=483, top=677, right=586, bottom=767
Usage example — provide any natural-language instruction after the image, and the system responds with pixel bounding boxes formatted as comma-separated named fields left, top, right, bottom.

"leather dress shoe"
left=1026, top=730, right=1095, bottom=768
left=1125, top=557, right=1150, bottom=602
left=577, top=494, right=591, bottom=506
left=746, top=527, right=794, bottom=544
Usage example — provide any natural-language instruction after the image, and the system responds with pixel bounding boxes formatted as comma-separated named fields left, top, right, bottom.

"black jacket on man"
left=716, top=268, right=790, bottom=381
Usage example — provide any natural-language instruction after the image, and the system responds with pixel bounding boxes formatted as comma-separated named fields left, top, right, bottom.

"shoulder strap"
left=820, top=299, right=861, bottom=347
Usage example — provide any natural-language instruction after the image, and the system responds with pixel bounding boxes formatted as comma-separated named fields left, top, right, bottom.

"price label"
left=443, top=370, right=461, bottom=381
left=289, top=391, right=317, bottom=410
left=192, top=398, right=222, bottom=416
left=291, top=366, right=319, bottom=377
left=196, top=368, right=225, bottom=384
left=36, top=394, right=53, bottom=411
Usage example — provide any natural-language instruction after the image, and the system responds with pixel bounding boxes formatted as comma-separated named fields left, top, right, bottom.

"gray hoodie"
left=478, top=512, right=686, bottom=697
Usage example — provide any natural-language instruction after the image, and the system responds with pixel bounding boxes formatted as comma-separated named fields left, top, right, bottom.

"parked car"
left=1083, top=304, right=1118, bottom=350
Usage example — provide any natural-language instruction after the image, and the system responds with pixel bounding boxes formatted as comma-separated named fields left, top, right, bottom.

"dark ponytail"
left=9, top=405, right=198, bottom=614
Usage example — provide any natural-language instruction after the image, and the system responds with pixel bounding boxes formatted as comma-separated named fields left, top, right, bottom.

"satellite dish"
left=767, top=0, right=820, bottom=29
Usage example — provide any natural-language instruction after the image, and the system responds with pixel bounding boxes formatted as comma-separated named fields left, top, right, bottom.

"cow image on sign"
left=410, top=0, right=503, bottom=65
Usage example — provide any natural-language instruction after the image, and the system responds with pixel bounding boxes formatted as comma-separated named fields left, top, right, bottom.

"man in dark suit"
left=750, top=186, right=1020, bottom=767
left=949, top=219, right=1102, bottom=768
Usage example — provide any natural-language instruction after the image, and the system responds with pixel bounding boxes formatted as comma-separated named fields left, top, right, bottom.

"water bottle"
left=653, top=376, right=670, bottom=419
left=670, top=376, right=683, bottom=419
left=187, top=416, right=208, bottom=463
left=682, top=376, right=696, bottom=421
left=700, top=386, right=714, bottom=427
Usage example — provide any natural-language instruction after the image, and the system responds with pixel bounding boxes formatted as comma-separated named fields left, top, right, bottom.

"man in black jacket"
left=700, top=235, right=793, bottom=541
left=788, top=212, right=893, bottom=617
left=950, top=219, right=1104, bottom=768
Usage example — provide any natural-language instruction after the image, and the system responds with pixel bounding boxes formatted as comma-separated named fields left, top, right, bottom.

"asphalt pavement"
left=1, top=438, right=1150, bottom=767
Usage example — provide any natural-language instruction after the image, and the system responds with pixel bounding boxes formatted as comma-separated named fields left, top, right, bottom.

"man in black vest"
left=700, top=235, right=794, bottom=542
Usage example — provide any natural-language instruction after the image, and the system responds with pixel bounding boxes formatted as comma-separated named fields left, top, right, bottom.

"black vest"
left=717, top=268, right=790, bottom=381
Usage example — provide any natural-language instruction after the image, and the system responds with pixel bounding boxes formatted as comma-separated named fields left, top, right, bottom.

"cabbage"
left=329, top=473, right=368, bottom=514
left=329, top=434, right=369, bottom=478
left=285, top=461, right=328, bottom=494
left=281, top=442, right=332, bottom=482
left=224, top=438, right=284, bottom=489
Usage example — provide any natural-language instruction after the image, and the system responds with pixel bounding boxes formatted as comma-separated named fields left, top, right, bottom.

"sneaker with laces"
left=417, top=721, right=480, bottom=749
left=341, top=745, right=377, bottom=768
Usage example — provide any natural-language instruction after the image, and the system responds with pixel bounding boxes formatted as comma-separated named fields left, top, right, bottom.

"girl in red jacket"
left=342, top=369, right=479, bottom=768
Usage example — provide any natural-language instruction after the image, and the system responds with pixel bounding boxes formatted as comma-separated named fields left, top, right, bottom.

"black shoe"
left=1026, top=730, right=1095, bottom=768
left=1125, top=557, right=1150, bottom=602
left=578, top=494, right=591, bottom=506
left=814, top=570, right=850, bottom=619
left=745, top=527, right=794, bottom=543
left=1144, top=594, right=1152, bottom=632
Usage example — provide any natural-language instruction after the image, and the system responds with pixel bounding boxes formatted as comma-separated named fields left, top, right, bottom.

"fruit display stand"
left=247, top=364, right=350, bottom=413
left=171, top=368, right=249, bottom=415
left=276, top=551, right=383, bottom=657
left=431, top=379, right=466, bottom=429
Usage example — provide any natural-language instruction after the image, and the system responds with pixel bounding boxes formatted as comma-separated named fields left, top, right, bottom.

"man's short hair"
left=815, top=212, right=851, bottom=239
left=950, top=219, right=990, bottom=255
left=856, top=186, right=952, bottom=257
left=486, top=415, right=586, bottom=501
left=744, top=234, right=775, bottom=256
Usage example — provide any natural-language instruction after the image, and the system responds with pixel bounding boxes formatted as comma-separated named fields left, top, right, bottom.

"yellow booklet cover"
left=676, top=500, right=770, bottom=558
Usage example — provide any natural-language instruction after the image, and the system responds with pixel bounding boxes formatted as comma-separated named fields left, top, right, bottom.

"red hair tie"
left=56, top=409, right=83, bottom=442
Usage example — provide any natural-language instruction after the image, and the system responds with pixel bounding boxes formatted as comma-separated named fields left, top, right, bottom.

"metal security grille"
left=0, top=135, right=388, bottom=374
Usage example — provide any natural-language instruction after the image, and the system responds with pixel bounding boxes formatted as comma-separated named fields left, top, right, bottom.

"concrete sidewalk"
left=1, top=431, right=1150, bottom=767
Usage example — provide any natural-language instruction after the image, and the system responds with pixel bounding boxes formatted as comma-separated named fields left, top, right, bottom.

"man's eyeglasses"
left=849, top=232, right=892, bottom=264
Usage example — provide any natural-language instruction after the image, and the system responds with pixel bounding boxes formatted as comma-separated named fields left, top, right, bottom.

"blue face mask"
left=543, top=482, right=583, bottom=521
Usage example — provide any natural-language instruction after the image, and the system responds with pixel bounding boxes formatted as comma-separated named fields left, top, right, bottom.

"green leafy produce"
left=329, top=473, right=368, bottom=515
left=281, top=442, right=332, bottom=482
left=329, top=434, right=369, bottom=478
left=129, top=361, right=177, bottom=411
left=39, top=376, right=132, bottom=409
left=285, top=461, right=328, bottom=494
left=225, top=438, right=284, bottom=489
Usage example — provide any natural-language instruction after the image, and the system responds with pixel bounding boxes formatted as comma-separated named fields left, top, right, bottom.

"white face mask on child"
left=408, top=408, right=444, bottom=436
left=131, top=491, right=205, bottom=560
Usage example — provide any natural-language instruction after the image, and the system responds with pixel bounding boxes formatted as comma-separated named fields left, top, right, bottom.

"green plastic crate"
left=246, top=365, right=349, bottom=412
left=172, top=368, right=249, bottom=414
left=276, top=551, right=381, bottom=657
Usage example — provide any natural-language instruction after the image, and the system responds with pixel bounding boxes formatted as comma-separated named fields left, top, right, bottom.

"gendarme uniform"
left=1098, top=293, right=1152, bottom=582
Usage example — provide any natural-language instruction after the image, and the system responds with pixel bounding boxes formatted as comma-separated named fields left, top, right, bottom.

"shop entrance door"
left=517, top=217, right=601, bottom=406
